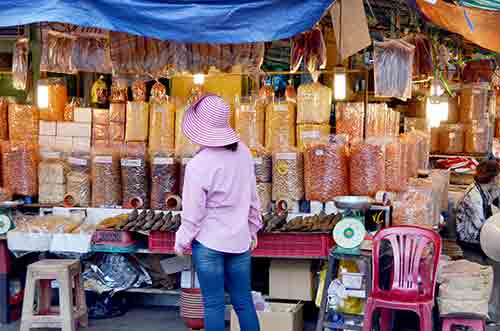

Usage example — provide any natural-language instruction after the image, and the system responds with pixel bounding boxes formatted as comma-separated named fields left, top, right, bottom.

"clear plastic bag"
left=465, top=121, right=490, bottom=154
left=40, top=30, right=75, bottom=74
left=459, top=87, right=489, bottom=123
left=91, top=76, right=109, bottom=106
left=350, top=142, right=385, bottom=196
left=385, top=109, right=400, bottom=136
left=366, top=103, right=387, bottom=138
left=91, top=147, right=122, bottom=207
left=150, top=149, right=179, bottom=210
left=256, top=182, right=272, bottom=213
left=400, top=133, right=418, bottom=178
left=65, top=151, right=91, bottom=207
left=121, top=143, right=148, bottom=209
left=272, top=148, right=304, bottom=202
left=335, top=102, right=364, bottom=143
left=439, top=124, right=464, bottom=154
left=431, top=127, right=441, bottom=153
left=132, top=80, right=147, bottom=102
left=39, top=151, right=67, bottom=185
left=110, top=78, right=129, bottom=103
left=431, top=169, right=450, bottom=212
left=297, top=82, right=332, bottom=124
left=12, top=38, right=28, bottom=90
left=125, top=101, right=149, bottom=142
left=0, top=98, right=8, bottom=140
left=385, top=139, right=404, bottom=192
left=110, top=103, right=126, bottom=123
left=175, top=105, right=199, bottom=157
left=63, top=97, right=81, bottom=122
left=8, top=104, right=38, bottom=141
left=149, top=96, right=176, bottom=152
left=235, top=96, right=266, bottom=147
left=296, top=124, right=330, bottom=151
left=409, top=177, right=440, bottom=227
left=265, top=99, right=296, bottom=151
left=304, top=142, right=349, bottom=202
left=2, top=142, right=38, bottom=196
left=251, top=147, right=272, bottom=183
left=72, top=37, right=112, bottom=73
left=39, top=77, right=68, bottom=121
left=393, top=190, right=433, bottom=228
left=413, top=130, right=430, bottom=171
left=373, top=39, right=415, bottom=100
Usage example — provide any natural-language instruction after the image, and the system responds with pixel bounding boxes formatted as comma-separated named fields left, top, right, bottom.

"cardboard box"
left=57, top=122, right=92, bottom=137
left=74, top=107, right=92, bottom=123
left=39, top=120, right=57, bottom=136
left=39, top=135, right=56, bottom=147
left=269, top=260, right=313, bottom=301
left=230, top=303, right=303, bottom=331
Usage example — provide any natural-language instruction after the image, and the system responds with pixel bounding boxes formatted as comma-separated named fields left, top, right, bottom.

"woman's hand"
left=251, top=238, right=258, bottom=251
left=174, top=243, right=185, bottom=257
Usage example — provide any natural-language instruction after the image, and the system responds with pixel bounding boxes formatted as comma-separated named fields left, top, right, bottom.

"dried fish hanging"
left=373, top=39, right=415, bottom=100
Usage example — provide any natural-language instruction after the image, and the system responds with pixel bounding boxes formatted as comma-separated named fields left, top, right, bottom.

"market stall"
left=0, top=0, right=498, bottom=330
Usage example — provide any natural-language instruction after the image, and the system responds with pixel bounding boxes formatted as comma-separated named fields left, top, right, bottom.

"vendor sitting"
left=456, top=160, right=500, bottom=251
left=456, top=159, right=500, bottom=324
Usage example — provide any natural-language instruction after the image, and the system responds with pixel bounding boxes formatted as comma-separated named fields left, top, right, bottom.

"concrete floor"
left=0, top=307, right=190, bottom=331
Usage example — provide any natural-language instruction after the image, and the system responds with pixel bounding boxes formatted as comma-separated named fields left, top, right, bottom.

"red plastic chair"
left=362, top=226, right=442, bottom=331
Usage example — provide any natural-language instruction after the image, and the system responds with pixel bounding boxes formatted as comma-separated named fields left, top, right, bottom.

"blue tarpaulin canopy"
left=0, top=0, right=333, bottom=43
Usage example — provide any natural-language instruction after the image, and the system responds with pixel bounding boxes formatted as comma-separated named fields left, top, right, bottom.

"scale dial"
left=333, top=217, right=366, bottom=249
left=0, top=214, right=11, bottom=234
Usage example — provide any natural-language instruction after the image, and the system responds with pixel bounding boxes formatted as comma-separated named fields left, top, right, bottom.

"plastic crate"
left=149, top=231, right=176, bottom=253
left=93, top=230, right=136, bottom=247
left=252, top=233, right=334, bottom=258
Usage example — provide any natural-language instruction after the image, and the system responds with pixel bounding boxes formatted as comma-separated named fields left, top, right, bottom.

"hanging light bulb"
left=193, top=73, right=205, bottom=85
left=334, top=66, right=347, bottom=100
left=37, top=79, right=49, bottom=109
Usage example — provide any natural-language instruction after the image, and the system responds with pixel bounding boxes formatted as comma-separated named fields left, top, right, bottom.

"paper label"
left=275, top=153, right=296, bottom=160
left=315, top=149, right=325, bottom=156
left=94, top=156, right=112, bottom=164
left=182, top=158, right=192, bottom=165
left=254, top=157, right=263, bottom=165
left=301, top=130, right=320, bottom=139
left=153, top=157, right=175, bottom=165
left=121, top=159, right=143, bottom=167
left=68, top=157, right=88, bottom=166
left=43, top=151, right=62, bottom=159
left=274, top=104, right=289, bottom=112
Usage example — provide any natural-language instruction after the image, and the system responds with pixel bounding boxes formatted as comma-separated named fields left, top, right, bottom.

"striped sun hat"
left=182, top=94, right=240, bottom=147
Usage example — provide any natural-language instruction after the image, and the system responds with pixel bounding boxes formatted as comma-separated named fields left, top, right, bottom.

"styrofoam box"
left=55, top=136, right=73, bottom=151
left=39, top=135, right=56, bottom=147
left=57, top=122, right=91, bottom=137
left=7, top=232, right=52, bottom=252
left=39, top=120, right=57, bottom=136
left=73, top=137, right=91, bottom=151
left=73, top=107, right=92, bottom=123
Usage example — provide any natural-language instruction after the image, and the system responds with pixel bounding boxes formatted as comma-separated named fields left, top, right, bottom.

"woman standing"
left=175, top=94, right=262, bottom=331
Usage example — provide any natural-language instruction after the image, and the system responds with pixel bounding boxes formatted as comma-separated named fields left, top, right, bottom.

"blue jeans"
left=192, top=240, right=260, bottom=331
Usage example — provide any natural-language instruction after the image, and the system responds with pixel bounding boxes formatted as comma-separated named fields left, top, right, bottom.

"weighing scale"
left=332, top=196, right=373, bottom=255
left=0, top=201, right=23, bottom=235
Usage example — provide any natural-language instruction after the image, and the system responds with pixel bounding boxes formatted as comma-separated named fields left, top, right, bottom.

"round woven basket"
left=180, top=288, right=204, bottom=330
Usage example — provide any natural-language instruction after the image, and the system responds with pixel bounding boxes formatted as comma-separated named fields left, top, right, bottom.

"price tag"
left=274, top=104, right=289, bottom=112
left=153, top=157, right=174, bottom=165
left=121, top=159, right=143, bottom=167
left=68, top=157, right=88, bottom=166
left=301, top=130, right=320, bottom=139
left=42, top=151, right=62, bottom=159
left=275, top=153, right=296, bottom=160
left=315, top=149, right=325, bottom=156
left=254, top=157, right=263, bottom=165
left=94, top=156, right=112, bottom=164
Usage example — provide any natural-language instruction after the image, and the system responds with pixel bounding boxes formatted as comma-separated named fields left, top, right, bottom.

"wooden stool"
left=20, top=259, right=87, bottom=331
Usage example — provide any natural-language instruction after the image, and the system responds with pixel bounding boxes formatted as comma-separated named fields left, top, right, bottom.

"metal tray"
left=333, top=196, right=373, bottom=210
